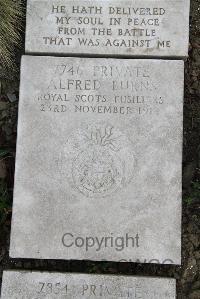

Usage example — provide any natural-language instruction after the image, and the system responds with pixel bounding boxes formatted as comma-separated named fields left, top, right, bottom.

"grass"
left=184, top=181, right=200, bottom=205
left=0, top=149, right=12, bottom=226
left=0, top=0, right=24, bottom=73
left=0, top=179, right=11, bottom=226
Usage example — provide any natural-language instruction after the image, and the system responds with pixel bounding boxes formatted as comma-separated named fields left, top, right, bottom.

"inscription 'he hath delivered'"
left=25, top=0, right=190, bottom=57
left=10, top=56, right=183, bottom=264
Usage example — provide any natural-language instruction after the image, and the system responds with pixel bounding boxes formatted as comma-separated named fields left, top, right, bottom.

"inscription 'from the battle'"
left=26, top=0, right=190, bottom=57
left=36, top=62, right=164, bottom=116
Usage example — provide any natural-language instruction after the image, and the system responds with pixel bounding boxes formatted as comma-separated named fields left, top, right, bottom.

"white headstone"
left=1, top=271, right=176, bottom=298
left=10, top=56, right=183, bottom=264
left=25, top=0, right=190, bottom=57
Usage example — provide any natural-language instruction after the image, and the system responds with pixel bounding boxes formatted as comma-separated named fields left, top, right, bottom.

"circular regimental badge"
left=65, top=122, right=135, bottom=198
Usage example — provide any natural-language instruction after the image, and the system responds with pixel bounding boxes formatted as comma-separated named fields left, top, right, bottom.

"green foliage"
left=0, top=180, right=11, bottom=226
left=0, top=0, right=24, bottom=73
left=184, top=181, right=200, bottom=205
left=0, top=148, right=10, bottom=158
left=0, top=149, right=12, bottom=226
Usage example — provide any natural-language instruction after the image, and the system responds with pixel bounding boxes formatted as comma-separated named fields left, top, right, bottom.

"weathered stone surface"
left=10, top=56, right=183, bottom=263
left=25, top=0, right=190, bottom=57
left=1, top=270, right=176, bottom=298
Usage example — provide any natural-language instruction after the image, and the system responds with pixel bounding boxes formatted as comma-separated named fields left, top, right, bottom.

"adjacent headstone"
left=1, top=270, right=176, bottom=298
left=10, top=56, right=183, bottom=264
left=25, top=0, right=190, bottom=57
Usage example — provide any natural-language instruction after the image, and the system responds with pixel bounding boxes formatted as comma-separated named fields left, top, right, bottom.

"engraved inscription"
left=37, top=282, right=68, bottom=295
left=35, top=280, right=174, bottom=298
left=41, top=3, right=171, bottom=50
left=35, top=62, right=165, bottom=116
left=36, top=281, right=143, bottom=298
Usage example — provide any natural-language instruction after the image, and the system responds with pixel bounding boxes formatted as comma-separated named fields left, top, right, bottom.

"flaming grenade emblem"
left=65, top=123, right=135, bottom=198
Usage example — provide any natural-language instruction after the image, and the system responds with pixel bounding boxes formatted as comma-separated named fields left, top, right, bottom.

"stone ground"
left=0, top=0, right=200, bottom=298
